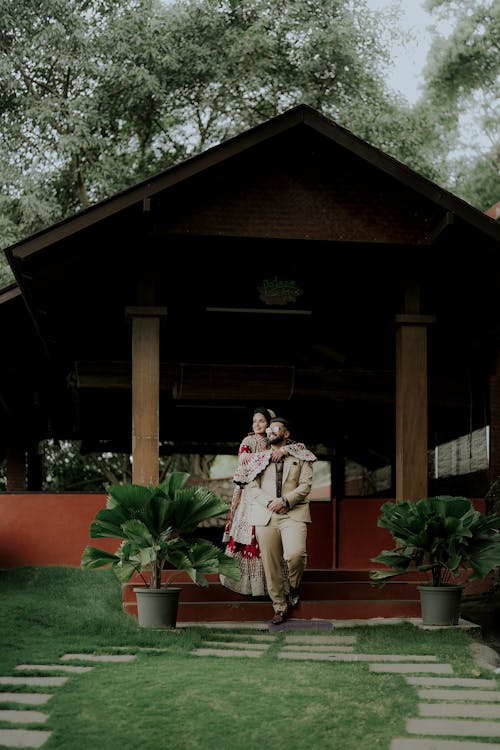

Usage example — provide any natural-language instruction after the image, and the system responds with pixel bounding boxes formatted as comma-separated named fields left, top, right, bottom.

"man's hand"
left=267, top=497, right=287, bottom=514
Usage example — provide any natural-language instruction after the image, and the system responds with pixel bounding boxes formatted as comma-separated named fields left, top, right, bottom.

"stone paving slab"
left=61, top=653, right=136, bottom=662
left=407, top=718, right=500, bottom=737
left=0, top=729, right=51, bottom=748
left=281, top=644, right=354, bottom=652
left=180, top=621, right=269, bottom=631
left=179, top=618, right=481, bottom=632
left=202, top=641, right=269, bottom=651
left=278, top=652, right=345, bottom=662
left=417, top=689, right=500, bottom=702
left=192, top=647, right=264, bottom=658
left=419, top=702, right=500, bottom=718
left=0, top=695, right=52, bottom=706
left=0, top=709, right=48, bottom=724
left=268, top=619, right=333, bottom=633
left=16, top=664, right=92, bottom=674
left=0, top=677, right=67, bottom=687
left=370, top=664, right=453, bottom=674
left=208, top=633, right=276, bottom=642
left=391, top=738, right=500, bottom=749
left=279, top=653, right=439, bottom=663
left=112, top=647, right=169, bottom=653
left=284, top=634, right=357, bottom=644
left=406, top=677, right=497, bottom=688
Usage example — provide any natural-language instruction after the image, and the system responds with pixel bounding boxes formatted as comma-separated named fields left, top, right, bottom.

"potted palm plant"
left=81, top=471, right=240, bottom=628
left=369, top=495, right=500, bottom=625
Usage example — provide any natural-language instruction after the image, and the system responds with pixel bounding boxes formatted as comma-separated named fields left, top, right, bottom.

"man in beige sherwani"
left=246, top=417, right=314, bottom=624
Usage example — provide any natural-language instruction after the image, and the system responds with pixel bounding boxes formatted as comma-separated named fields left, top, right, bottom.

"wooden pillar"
left=394, top=278, right=435, bottom=502
left=126, top=306, right=167, bottom=486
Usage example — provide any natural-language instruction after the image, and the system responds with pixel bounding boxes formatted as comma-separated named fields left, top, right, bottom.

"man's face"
left=266, top=422, right=287, bottom=444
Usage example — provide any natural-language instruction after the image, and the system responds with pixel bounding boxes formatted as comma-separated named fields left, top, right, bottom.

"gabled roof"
left=1, top=104, right=499, bottom=463
left=6, top=104, right=499, bottom=268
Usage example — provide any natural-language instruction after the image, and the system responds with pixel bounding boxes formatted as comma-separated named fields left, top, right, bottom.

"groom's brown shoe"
left=271, top=611, right=287, bottom=625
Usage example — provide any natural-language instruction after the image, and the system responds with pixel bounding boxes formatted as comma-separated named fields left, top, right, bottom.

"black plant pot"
left=417, top=584, right=464, bottom=626
left=133, top=586, right=182, bottom=628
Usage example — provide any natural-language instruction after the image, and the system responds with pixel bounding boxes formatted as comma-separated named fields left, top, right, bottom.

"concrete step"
left=122, top=569, right=423, bottom=622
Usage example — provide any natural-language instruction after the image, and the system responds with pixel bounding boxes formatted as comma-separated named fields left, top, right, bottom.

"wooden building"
left=1, top=105, right=499, bottom=620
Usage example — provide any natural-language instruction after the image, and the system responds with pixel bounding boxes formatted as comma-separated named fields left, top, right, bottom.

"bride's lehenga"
left=219, top=433, right=316, bottom=596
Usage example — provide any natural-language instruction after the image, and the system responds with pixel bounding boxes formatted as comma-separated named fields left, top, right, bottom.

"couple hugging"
left=221, top=407, right=316, bottom=625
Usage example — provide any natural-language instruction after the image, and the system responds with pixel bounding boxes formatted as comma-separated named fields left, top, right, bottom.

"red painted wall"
left=0, top=494, right=116, bottom=568
left=336, top=496, right=486, bottom=570
left=337, top=498, right=395, bottom=569
left=0, top=494, right=486, bottom=571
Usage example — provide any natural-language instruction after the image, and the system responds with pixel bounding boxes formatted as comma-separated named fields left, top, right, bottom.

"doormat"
left=268, top=618, right=333, bottom=633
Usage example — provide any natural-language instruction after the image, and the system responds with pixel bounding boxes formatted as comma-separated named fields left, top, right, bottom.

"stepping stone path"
left=192, top=630, right=500, bottom=749
left=0, top=651, right=137, bottom=748
left=1, top=631, right=499, bottom=749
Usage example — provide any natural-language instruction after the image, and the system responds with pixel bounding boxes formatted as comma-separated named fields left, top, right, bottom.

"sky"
left=365, top=0, right=441, bottom=104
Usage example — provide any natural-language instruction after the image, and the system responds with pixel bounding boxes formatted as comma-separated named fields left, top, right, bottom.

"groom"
left=246, top=417, right=314, bottom=624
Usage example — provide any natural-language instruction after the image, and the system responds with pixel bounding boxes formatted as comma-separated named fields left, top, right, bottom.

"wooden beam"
left=72, top=360, right=468, bottom=408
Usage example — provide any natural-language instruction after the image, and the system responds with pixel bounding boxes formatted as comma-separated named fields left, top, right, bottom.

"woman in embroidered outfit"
left=220, top=407, right=316, bottom=596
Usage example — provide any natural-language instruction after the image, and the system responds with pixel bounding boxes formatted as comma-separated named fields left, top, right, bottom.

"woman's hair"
left=253, top=407, right=275, bottom=425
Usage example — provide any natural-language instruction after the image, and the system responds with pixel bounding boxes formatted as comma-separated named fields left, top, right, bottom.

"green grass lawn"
left=0, top=566, right=497, bottom=750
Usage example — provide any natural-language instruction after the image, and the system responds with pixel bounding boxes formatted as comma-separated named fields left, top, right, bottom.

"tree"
left=0, top=438, right=217, bottom=493
left=422, top=0, right=499, bottom=210
left=0, top=1, right=445, bottom=263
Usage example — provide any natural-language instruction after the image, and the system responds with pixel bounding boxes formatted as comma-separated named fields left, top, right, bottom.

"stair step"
left=123, top=598, right=422, bottom=622
left=120, top=569, right=445, bottom=623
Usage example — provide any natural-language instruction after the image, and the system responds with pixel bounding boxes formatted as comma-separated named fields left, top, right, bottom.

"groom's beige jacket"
left=246, top=455, right=313, bottom=526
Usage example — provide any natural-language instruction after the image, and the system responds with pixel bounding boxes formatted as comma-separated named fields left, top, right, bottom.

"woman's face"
left=252, top=413, right=269, bottom=436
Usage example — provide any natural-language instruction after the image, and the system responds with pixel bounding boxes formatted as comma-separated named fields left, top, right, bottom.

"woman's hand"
left=270, top=447, right=285, bottom=462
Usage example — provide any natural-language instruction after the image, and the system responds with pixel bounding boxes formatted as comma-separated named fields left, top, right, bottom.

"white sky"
left=365, top=0, right=439, bottom=104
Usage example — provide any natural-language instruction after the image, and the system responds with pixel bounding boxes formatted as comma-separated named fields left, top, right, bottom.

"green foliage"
left=422, top=0, right=499, bottom=206
left=0, top=0, right=494, bottom=263
left=424, top=0, right=499, bottom=100
left=0, top=0, right=474, bottom=258
left=449, top=148, right=500, bottom=212
left=82, top=471, right=240, bottom=588
left=39, top=439, right=131, bottom=491
left=370, top=495, right=500, bottom=587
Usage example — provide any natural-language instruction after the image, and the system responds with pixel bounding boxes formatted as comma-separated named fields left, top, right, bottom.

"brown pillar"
left=395, top=314, right=435, bottom=501
left=126, top=306, right=167, bottom=486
